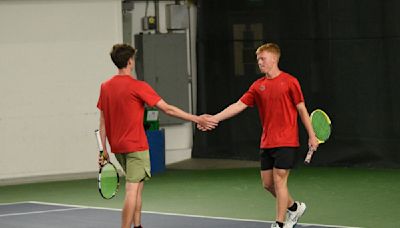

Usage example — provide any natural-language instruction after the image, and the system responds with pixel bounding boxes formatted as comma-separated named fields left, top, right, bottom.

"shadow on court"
left=0, top=202, right=351, bottom=228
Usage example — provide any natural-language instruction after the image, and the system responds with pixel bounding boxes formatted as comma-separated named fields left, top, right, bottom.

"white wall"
left=0, top=0, right=123, bottom=181
left=0, top=0, right=197, bottom=183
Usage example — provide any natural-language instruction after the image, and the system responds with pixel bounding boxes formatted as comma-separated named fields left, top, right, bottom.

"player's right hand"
left=197, top=114, right=218, bottom=131
left=98, top=152, right=109, bottom=167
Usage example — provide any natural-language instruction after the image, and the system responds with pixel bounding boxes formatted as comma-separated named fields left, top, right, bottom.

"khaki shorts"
left=115, top=150, right=151, bottom=183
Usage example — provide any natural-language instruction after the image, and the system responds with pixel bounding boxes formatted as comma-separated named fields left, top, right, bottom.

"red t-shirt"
left=240, top=72, right=304, bottom=149
left=97, top=75, right=161, bottom=153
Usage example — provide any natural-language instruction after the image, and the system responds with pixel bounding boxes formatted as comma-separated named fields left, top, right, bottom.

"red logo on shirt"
left=259, top=85, right=266, bottom=91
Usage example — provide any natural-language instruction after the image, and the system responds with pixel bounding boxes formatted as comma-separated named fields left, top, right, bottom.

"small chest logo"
left=259, top=85, right=266, bottom=91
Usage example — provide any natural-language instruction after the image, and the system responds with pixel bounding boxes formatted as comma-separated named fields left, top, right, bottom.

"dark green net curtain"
left=193, top=0, right=400, bottom=168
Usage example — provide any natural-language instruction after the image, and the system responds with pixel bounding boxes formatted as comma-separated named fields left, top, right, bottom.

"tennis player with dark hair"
left=97, top=43, right=217, bottom=228
left=198, top=43, right=319, bottom=228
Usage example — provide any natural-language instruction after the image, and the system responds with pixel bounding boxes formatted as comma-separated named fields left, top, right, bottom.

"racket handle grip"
left=304, top=147, right=315, bottom=164
left=95, top=129, right=104, bottom=152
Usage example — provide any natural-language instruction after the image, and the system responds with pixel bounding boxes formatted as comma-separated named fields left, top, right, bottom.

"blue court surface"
left=0, top=202, right=360, bottom=228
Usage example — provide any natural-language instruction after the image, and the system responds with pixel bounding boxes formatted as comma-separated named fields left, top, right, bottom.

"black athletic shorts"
left=260, top=147, right=297, bottom=170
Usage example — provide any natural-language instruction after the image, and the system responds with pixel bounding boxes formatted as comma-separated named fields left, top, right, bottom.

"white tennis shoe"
left=284, top=201, right=306, bottom=228
left=271, top=223, right=281, bottom=228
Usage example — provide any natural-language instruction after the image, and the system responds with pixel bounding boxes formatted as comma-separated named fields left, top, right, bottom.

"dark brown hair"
left=110, top=44, right=136, bottom=69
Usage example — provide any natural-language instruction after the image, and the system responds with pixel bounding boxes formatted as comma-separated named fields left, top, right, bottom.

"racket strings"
left=99, top=164, right=119, bottom=199
left=311, top=111, right=331, bottom=142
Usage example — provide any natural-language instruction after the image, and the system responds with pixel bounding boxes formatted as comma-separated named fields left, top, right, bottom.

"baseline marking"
left=0, top=207, right=86, bottom=218
left=19, top=201, right=361, bottom=228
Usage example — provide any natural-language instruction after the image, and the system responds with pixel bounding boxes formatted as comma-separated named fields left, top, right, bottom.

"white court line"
left=0, top=207, right=86, bottom=218
left=26, top=201, right=362, bottom=228
left=29, top=201, right=121, bottom=212
left=0, top=201, right=33, bottom=206
left=140, top=211, right=363, bottom=228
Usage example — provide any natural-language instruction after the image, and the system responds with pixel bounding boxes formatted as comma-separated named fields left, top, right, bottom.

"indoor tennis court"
left=1, top=164, right=399, bottom=227
left=1, top=0, right=399, bottom=228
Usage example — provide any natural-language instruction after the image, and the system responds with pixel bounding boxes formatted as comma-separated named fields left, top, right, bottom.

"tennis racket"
left=304, top=109, right=332, bottom=164
left=95, top=129, right=119, bottom=199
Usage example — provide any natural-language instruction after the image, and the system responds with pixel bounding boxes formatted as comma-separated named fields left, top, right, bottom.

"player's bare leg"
left=272, top=168, right=292, bottom=223
left=260, top=170, right=294, bottom=205
left=132, top=181, right=144, bottom=227
left=121, top=182, right=140, bottom=228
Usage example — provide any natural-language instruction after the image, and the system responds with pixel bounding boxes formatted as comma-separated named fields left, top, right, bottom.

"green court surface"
left=1, top=167, right=399, bottom=227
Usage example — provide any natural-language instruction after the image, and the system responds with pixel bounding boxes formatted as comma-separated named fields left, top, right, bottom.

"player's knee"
left=273, top=169, right=289, bottom=183
left=263, top=182, right=274, bottom=193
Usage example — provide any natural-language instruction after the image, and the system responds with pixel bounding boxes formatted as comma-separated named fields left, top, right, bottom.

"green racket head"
left=310, top=109, right=332, bottom=143
left=98, top=163, right=119, bottom=199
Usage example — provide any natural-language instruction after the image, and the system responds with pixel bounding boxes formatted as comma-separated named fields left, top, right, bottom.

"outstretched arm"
left=155, top=99, right=218, bottom=130
left=296, top=102, right=319, bottom=150
left=197, top=100, right=248, bottom=131
left=213, top=100, right=248, bottom=122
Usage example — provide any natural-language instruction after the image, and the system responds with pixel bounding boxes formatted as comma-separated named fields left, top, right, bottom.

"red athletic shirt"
left=97, top=75, right=161, bottom=153
left=240, top=72, right=304, bottom=149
